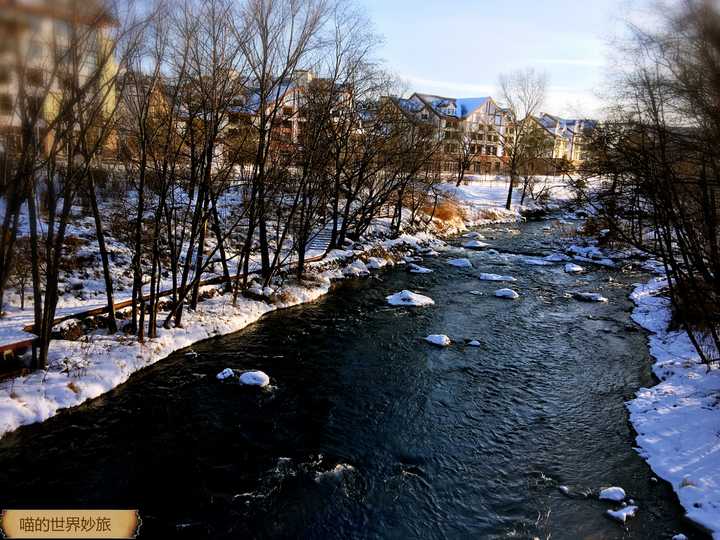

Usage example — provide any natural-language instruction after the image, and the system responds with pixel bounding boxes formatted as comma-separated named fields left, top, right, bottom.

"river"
left=0, top=219, right=703, bottom=539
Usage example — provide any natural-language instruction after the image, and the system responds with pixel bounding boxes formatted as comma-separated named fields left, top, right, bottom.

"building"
left=535, top=113, right=596, bottom=164
left=388, top=92, right=507, bottom=176
left=0, top=0, right=118, bottom=158
left=226, top=70, right=355, bottom=164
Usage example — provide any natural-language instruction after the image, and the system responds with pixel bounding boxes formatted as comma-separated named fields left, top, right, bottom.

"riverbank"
left=628, top=273, right=720, bottom=538
left=0, top=180, right=556, bottom=440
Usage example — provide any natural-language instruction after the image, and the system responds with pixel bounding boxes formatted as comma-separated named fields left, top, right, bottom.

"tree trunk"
left=87, top=171, right=117, bottom=333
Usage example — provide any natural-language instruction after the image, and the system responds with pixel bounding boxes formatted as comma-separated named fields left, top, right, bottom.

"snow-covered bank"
left=628, top=274, right=720, bottom=537
left=0, top=280, right=329, bottom=438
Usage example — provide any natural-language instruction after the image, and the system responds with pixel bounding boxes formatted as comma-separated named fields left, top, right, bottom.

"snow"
left=522, top=257, right=553, bottom=266
left=408, top=263, right=433, bottom=274
left=462, top=232, right=485, bottom=240
left=573, top=292, right=608, bottom=303
left=386, top=290, right=435, bottom=307
left=239, top=370, right=270, bottom=387
left=628, top=276, right=720, bottom=538
left=436, top=178, right=574, bottom=225
left=0, top=328, right=37, bottom=348
left=425, top=334, right=451, bottom=347
left=447, top=258, right=473, bottom=268
left=0, top=280, right=330, bottom=438
left=564, top=263, right=584, bottom=273
left=315, top=463, right=355, bottom=481
left=672, top=534, right=688, bottom=540
left=494, top=288, right=519, bottom=299
left=568, top=244, right=604, bottom=259
left=216, top=368, right=235, bottom=380
left=605, top=505, right=638, bottom=523
left=478, top=273, right=516, bottom=282
left=573, top=255, right=616, bottom=268
left=544, top=252, right=571, bottom=262
left=366, top=257, right=388, bottom=270
left=343, top=260, right=370, bottom=277
left=599, top=486, right=626, bottom=501
left=467, top=340, right=481, bottom=347
left=462, top=239, right=490, bottom=249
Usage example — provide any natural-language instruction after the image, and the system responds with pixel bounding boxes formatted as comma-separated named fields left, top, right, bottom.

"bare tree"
left=579, top=0, right=720, bottom=364
left=498, top=68, right=547, bottom=210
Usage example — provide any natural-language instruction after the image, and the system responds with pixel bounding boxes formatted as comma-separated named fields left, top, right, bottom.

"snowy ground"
left=437, top=176, right=575, bottom=225
left=628, top=275, right=720, bottom=538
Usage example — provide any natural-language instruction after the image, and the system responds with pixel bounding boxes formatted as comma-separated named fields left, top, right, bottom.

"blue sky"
left=359, top=0, right=630, bottom=117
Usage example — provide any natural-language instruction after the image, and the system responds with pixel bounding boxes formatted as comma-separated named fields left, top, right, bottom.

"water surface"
left=0, top=220, right=702, bottom=539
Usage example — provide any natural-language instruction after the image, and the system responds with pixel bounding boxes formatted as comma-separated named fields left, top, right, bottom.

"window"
left=26, top=68, right=43, bottom=87
left=28, top=40, right=43, bottom=59
left=27, top=95, right=43, bottom=117
left=0, top=94, right=12, bottom=114
left=283, top=106, right=293, bottom=116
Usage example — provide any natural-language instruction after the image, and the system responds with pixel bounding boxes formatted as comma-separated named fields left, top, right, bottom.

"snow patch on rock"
left=239, top=370, right=270, bottom=387
left=599, top=486, right=626, bottom=502
left=463, top=239, right=490, bottom=249
left=408, top=263, right=433, bottom=274
left=447, top=258, right=473, bottom=268
left=605, top=505, right=638, bottom=523
left=386, top=290, right=435, bottom=307
left=425, top=334, right=451, bottom=347
left=494, top=288, right=519, bottom=299
left=479, top=273, right=516, bottom=282
left=343, top=260, right=370, bottom=277
left=564, top=263, right=584, bottom=274
left=216, top=368, right=235, bottom=380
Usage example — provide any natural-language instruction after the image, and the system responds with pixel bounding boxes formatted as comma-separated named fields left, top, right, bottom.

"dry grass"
left=426, top=199, right=466, bottom=223
left=275, top=289, right=298, bottom=304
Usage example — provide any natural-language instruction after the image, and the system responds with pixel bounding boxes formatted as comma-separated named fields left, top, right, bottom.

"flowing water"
left=0, top=219, right=705, bottom=539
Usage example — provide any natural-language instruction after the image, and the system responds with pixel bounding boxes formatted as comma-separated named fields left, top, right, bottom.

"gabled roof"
left=414, top=93, right=490, bottom=119
left=394, top=97, right=424, bottom=114
left=231, top=81, right=296, bottom=115
left=538, top=113, right=597, bottom=137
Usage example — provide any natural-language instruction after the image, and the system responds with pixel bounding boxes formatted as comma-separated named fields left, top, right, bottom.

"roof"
left=415, top=93, right=490, bottom=119
left=232, top=81, right=295, bottom=115
left=538, top=113, right=597, bottom=136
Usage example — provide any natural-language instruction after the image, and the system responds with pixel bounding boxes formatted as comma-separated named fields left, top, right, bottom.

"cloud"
left=532, top=58, right=605, bottom=67
left=398, top=74, right=495, bottom=97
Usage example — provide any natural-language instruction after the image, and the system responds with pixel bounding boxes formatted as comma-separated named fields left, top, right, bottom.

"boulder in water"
left=494, top=288, right=519, bottom=299
left=239, top=370, right=270, bottom=387
left=216, top=368, right=235, bottom=380
left=448, top=258, right=473, bottom=268
left=425, top=334, right=451, bottom=347
left=386, top=290, right=435, bottom=307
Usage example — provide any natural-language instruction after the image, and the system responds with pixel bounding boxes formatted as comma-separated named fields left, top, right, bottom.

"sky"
left=358, top=0, right=635, bottom=118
